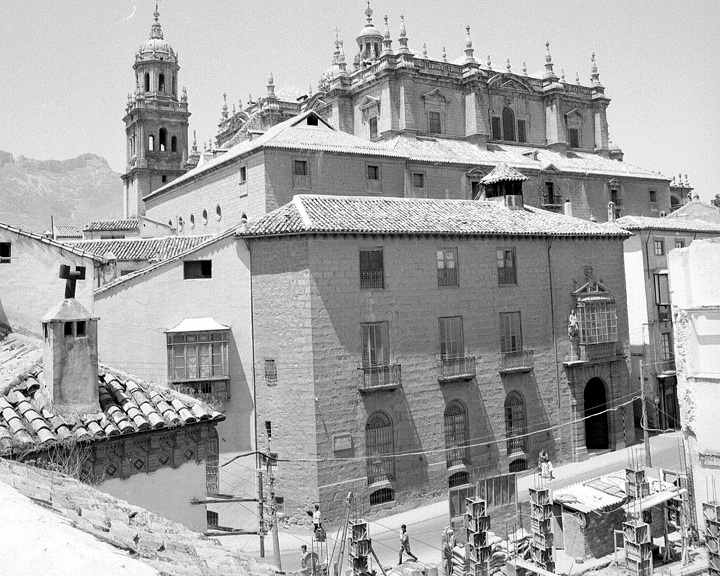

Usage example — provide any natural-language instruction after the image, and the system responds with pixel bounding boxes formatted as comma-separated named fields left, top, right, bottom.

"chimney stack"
left=40, top=265, right=99, bottom=416
left=563, top=199, right=573, bottom=217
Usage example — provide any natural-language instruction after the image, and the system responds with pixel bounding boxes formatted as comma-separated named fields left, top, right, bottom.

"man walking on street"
left=399, top=524, right=418, bottom=564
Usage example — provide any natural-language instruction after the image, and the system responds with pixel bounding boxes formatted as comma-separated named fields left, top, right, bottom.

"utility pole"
left=258, top=467, right=265, bottom=557
left=267, top=442, right=282, bottom=570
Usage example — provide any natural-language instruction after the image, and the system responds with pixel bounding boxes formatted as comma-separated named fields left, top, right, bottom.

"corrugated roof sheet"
left=0, top=337, right=223, bottom=454
left=617, top=215, right=720, bottom=233
left=83, top=219, right=140, bottom=232
left=75, top=235, right=213, bottom=262
left=242, top=195, right=632, bottom=239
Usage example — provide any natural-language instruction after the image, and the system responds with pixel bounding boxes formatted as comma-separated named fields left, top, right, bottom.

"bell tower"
left=121, top=3, right=190, bottom=218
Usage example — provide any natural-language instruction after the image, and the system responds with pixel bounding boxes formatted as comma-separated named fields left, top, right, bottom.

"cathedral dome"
left=356, top=5, right=383, bottom=43
left=136, top=7, right=177, bottom=63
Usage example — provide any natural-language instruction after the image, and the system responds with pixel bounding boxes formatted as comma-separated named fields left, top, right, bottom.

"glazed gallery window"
left=575, top=300, right=618, bottom=344
left=166, top=331, right=229, bottom=382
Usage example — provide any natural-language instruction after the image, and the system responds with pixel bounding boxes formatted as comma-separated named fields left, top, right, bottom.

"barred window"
left=449, top=471, right=469, bottom=488
left=370, top=488, right=395, bottom=505
left=206, top=428, right=219, bottom=493
left=444, top=401, right=467, bottom=467
left=265, top=359, right=277, bottom=385
left=439, top=316, right=464, bottom=359
left=437, top=248, right=458, bottom=287
left=366, top=412, right=394, bottom=484
left=576, top=300, right=618, bottom=344
left=167, top=331, right=229, bottom=381
left=497, top=248, right=516, bottom=285
left=505, top=391, right=526, bottom=454
left=361, top=322, right=389, bottom=368
left=360, top=248, right=384, bottom=290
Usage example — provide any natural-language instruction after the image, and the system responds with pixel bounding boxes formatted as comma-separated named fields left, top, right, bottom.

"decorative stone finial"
left=149, top=0, right=164, bottom=40
left=544, top=41, right=557, bottom=79
left=590, top=53, right=601, bottom=86
left=422, top=43, right=428, bottom=59
left=382, top=15, right=393, bottom=54
left=464, top=25, right=475, bottom=63
left=398, top=14, right=409, bottom=53
left=561, top=69, right=565, bottom=82
left=222, top=93, right=228, bottom=119
left=267, top=72, right=275, bottom=96
left=191, top=130, right=197, bottom=153
left=365, top=1, right=373, bottom=23
left=576, top=72, right=580, bottom=85
left=487, top=54, right=491, bottom=68
left=522, top=61, right=527, bottom=76
left=506, top=59, right=511, bottom=72
left=442, top=46, right=447, bottom=62
left=248, top=93, right=252, bottom=104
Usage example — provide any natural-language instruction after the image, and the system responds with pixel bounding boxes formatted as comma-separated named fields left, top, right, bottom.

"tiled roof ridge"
left=95, top=227, right=238, bottom=295
left=75, top=235, right=213, bottom=263
left=83, top=219, right=140, bottom=232
left=617, top=215, right=720, bottom=233
left=0, top=221, right=105, bottom=263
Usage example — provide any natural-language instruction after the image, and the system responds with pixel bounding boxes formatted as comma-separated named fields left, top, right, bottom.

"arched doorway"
left=584, top=378, right=609, bottom=449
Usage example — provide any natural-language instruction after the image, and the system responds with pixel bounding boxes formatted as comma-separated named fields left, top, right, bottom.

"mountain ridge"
left=0, top=150, right=123, bottom=233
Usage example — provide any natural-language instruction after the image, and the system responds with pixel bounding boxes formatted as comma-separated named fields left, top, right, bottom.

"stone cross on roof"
left=59, top=264, right=86, bottom=299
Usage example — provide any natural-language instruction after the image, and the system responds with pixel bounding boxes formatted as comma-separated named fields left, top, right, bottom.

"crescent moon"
left=126, top=4, right=137, bottom=20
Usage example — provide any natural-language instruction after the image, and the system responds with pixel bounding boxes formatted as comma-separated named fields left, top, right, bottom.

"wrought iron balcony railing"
left=358, top=364, right=401, bottom=392
left=499, top=350, right=534, bottom=374
left=438, top=356, right=476, bottom=383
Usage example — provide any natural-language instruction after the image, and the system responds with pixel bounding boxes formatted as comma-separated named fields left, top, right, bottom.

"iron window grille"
left=437, top=249, right=458, bottom=287
left=504, top=391, right=527, bottom=454
left=366, top=412, right=394, bottom=484
left=206, top=429, right=219, bottom=494
left=360, top=249, right=384, bottom=290
left=444, top=401, right=468, bottom=467
left=497, top=249, right=517, bottom=285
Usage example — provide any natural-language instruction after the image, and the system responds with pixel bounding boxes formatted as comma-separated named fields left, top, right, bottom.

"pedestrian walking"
left=539, top=449, right=554, bottom=479
left=442, top=526, right=456, bottom=576
left=399, top=524, right=419, bottom=564
left=312, top=504, right=322, bottom=531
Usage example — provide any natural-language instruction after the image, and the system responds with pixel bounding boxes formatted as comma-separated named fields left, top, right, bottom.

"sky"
left=0, top=0, right=718, bottom=199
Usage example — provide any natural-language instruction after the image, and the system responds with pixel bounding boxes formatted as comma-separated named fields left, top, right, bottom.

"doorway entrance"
left=584, top=378, right=609, bottom=450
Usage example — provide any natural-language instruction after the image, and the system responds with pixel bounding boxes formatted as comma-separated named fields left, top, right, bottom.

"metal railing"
left=438, top=356, right=476, bottom=382
left=498, top=267, right=517, bottom=285
left=499, top=350, right=534, bottom=372
left=360, top=270, right=384, bottom=290
left=359, top=364, right=401, bottom=391
left=367, top=456, right=395, bottom=484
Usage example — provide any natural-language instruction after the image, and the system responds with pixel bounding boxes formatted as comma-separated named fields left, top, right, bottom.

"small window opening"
left=161, top=175, right=167, bottom=183
left=159, top=128, right=167, bottom=152
left=369, top=116, right=378, bottom=139
left=76, top=321, right=86, bottom=337
left=190, top=214, right=195, bottom=228
left=202, top=210, right=208, bottom=225
left=183, top=260, right=212, bottom=279
left=370, top=488, right=395, bottom=505
left=43, top=324, right=48, bottom=340
left=171, top=75, right=177, bottom=97
left=148, top=135, right=155, bottom=152
left=171, top=136, right=177, bottom=153
left=207, top=510, right=219, bottom=528
left=306, top=115, right=319, bottom=126
left=239, top=166, right=247, bottom=183
left=0, top=242, right=11, bottom=263
left=649, top=190, right=657, bottom=203
left=216, top=205, right=222, bottom=221
left=264, top=420, right=272, bottom=439
left=412, top=173, right=425, bottom=188
left=568, top=128, right=580, bottom=149
left=144, top=73, right=150, bottom=92
left=367, top=165, right=379, bottom=180
left=265, top=359, right=277, bottom=384
left=64, top=322, right=74, bottom=337
left=158, top=73, right=165, bottom=92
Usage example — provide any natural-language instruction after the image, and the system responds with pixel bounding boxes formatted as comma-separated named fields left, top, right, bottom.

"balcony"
left=657, top=358, right=676, bottom=376
left=358, top=364, right=401, bottom=393
left=657, top=304, right=672, bottom=324
left=499, top=350, right=535, bottom=374
left=438, top=356, right=476, bottom=383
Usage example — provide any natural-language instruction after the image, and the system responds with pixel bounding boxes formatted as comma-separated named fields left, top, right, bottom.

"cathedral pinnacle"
left=522, top=62, right=527, bottom=76
left=442, top=47, right=447, bottom=62
left=382, top=15, right=393, bottom=54
left=150, top=1, right=164, bottom=40
left=398, top=15, right=410, bottom=53
left=543, top=41, right=558, bottom=80
left=365, top=1, right=373, bottom=24
left=506, top=59, right=511, bottom=72
left=222, top=93, right=229, bottom=119
left=267, top=73, right=276, bottom=97
left=590, top=53, right=602, bottom=86
left=464, top=25, right=475, bottom=63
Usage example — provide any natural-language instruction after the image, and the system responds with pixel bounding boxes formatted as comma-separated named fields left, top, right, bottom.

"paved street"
left=222, top=431, right=685, bottom=573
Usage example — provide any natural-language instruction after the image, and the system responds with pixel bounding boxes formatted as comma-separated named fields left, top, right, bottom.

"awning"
left=166, top=318, right=229, bottom=333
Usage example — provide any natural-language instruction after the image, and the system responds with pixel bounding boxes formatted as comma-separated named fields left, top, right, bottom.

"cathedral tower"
left=121, top=4, right=190, bottom=218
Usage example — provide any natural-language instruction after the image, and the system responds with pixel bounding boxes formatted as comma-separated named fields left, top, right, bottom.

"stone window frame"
left=421, top=89, right=449, bottom=135
left=565, top=108, right=584, bottom=149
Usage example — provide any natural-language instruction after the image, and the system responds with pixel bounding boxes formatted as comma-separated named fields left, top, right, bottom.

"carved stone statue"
left=568, top=309, right=579, bottom=339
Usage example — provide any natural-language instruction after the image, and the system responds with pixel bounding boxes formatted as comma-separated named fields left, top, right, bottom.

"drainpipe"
left=547, top=236, right=562, bottom=448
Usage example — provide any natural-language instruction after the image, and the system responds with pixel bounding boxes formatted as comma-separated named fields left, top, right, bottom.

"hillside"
left=0, top=150, right=123, bottom=233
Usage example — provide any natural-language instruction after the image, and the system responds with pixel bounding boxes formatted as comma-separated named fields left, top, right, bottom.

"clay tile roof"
left=0, top=222, right=104, bottom=263
left=54, top=225, right=83, bottom=238
left=0, top=459, right=276, bottom=575
left=242, top=195, right=632, bottom=239
left=83, top=219, right=140, bottom=232
left=74, top=235, right=214, bottom=262
left=0, top=339, right=224, bottom=455
left=480, top=162, right=528, bottom=184
left=616, top=215, right=720, bottom=233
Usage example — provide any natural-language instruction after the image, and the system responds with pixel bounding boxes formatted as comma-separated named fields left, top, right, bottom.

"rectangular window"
left=568, top=128, right=579, bottom=149
left=207, top=431, right=219, bottom=493
left=76, top=321, right=86, bottom=337
left=576, top=301, right=618, bottom=344
left=366, top=164, right=381, bottom=194
left=265, top=359, right=277, bottom=385
left=412, top=172, right=425, bottom=189
left=166, top=331, right=229, bottom=384
left=649, top=190, right=657, bottom=203
left=369, top=116, right=378, bottom=140
left=661, top=332, right=673, bottom=360
left=239, top=166, right=247, bottom=184
left=675, top=238, right=685, bottom=249
left=517, top=120, right=527, bottom=143
left=207, top=510, right=219, bottom=528
left=437, top=248, right=458, bottom=287
left=439, top=316, right=464, bottom=360
left=610, top=188, right=622, bottom=207
left=360, top=248, right=384, bottom=290
left=428, top=111, right=442, bottom=134
left=654, top=273, right=670, bottom=305
left=654, top=239, right=665, bottom=256
left=497, top=248, right=517, bottom=285
left=367, top=165, right=379, bottom=180
left=184, top=260, right=212, bottom=279
left=544, top=182, right=560, bottom=205
left=499, top=312, right=522, bottom=353
left=292, top=160, right=310, bottom=189
left=361, top=322, right=389, bottom=368
left=491, top=117, right=502, bottom=140
left=0, top=242, right=11, bottom=263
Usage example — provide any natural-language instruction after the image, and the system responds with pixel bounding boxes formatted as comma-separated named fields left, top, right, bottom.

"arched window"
left=216, top=205, right=222, bottom=221
left=370, top=488, right=395, bottom=505
left=171, top=135, right=177, bottom=153
left=206, top=428, right=219, bottom=493
left=148, top=134, right=155, bottom=152
left=158, top=73, right=165, bottom=93
left=366, top=411, right=394, bottom=484
left=449, top=471, right=469, bottom=487
left=504, top=391, right=526, bottom=454
left=502, top=108, right=516, bottom=142
left=159, top=128, right=167, bottom=152
left=444, top=401, right=468, bottom=467
left=202, top=209, right=208, bottom=225
left=144, top=73, right=150, bottom=92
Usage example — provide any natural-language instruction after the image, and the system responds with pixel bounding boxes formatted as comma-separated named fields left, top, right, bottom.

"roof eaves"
left=0, top=222, right=105, bottom=263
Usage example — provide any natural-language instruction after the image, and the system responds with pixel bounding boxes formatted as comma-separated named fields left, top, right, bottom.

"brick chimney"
left=40, top=265, right=99, bottom=416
